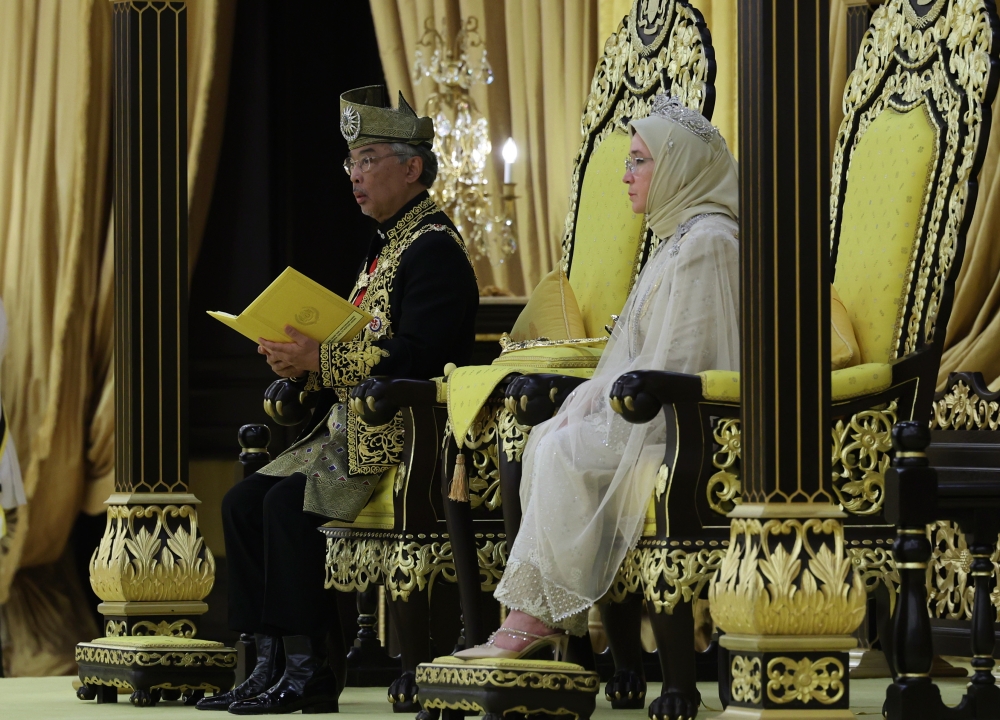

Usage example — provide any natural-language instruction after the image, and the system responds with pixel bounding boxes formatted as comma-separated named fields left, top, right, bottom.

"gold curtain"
left=371, top=0, right=600, bottom=295
left=0, top=0, right=235, bottom=676
left=829, top=0, right=1000, bottom=389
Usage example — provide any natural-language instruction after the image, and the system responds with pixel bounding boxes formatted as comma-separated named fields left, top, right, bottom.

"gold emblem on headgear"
left=339, top=85, right=434, bottom=150
left=341, top=106, right=361, bottom=143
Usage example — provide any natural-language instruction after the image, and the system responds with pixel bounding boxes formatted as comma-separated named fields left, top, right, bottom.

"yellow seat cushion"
left=567, top=130, right=647, bottom=337
left=830, top=362, right=892, bottom=401
left=697, top=364, right=892, bottom=404
left=509, top=269, right=587, bottom=342
left=834, top=105, right=937, bottom=363
left=323, top=465, right=397, bottom=530
left=831, top=285, right=861, bottom=370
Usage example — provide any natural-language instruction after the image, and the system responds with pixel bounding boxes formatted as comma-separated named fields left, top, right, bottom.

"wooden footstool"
left=416, top=656, right=600, bottom=720
left=75, top=636, right=236, bottom=707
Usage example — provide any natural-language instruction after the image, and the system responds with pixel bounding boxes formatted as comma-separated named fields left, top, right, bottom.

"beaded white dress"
left=494, top=97, right=741, bottom=634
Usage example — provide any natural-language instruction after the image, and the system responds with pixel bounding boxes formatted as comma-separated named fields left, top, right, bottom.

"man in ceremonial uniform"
left=200, top=86, right=479, bottom=715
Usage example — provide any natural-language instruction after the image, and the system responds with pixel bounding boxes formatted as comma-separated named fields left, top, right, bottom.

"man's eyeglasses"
left=624, top=155, right=654, bottom=173
left=343, top=152, right=408, bottom=175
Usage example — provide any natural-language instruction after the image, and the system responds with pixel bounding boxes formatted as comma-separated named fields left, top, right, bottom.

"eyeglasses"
left=343, top=152, right=408, bottom=175
left=624, top=155, right=654, bottom=173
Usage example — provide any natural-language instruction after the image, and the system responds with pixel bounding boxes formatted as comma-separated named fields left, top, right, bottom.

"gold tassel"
left=448, top=454, right=470, bottom=502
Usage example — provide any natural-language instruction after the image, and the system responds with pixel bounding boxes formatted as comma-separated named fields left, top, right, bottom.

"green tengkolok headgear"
left=339, top=85, right=435, bottom=150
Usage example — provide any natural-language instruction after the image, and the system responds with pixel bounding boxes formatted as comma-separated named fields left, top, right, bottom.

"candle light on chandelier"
left=502, top=137, right=517, bottom=184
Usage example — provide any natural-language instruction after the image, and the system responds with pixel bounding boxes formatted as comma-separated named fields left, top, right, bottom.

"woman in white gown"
left=458, top=95, right=741, bottom=658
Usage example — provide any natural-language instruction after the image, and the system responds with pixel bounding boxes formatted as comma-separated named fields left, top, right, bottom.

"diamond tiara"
left=649, top=94, right=718, bottom=143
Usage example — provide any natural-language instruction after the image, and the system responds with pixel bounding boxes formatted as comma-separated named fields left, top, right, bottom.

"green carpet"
left=0, top=676, right=973, bottom=719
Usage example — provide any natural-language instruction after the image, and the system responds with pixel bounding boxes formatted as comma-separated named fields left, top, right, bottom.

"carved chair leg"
left=600, top=593, right=647, bottom=709
left=966, top=537, right=1000, bottom=715
left=874, top=582, right=897, bottom=678
left=647, top=599, right=700, bottom=720
left=385, top=590, right=429, bottom=713
left=442, top=442, right=487, bottom=647
left=498, top=452, right=523, bottom=546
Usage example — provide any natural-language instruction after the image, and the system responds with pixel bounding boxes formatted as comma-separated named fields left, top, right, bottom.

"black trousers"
left=222, top=472, right=336, bottom=636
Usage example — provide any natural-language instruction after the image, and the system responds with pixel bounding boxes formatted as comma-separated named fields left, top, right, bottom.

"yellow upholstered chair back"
left=560, top=0, right=716, bottom=335
left=830, top=0, right=999, bottom=366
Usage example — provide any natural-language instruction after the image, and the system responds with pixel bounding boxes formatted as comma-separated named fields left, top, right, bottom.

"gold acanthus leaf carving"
left=498, top=405, right=531, bottom=464
left=638, top=546, right=726, bottom=615
left=708, top=519, right=867, bottom=636
left=89, top=505, right=214, bottom=603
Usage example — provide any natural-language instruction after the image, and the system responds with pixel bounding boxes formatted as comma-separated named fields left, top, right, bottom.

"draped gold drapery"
left=371, top=0, right=600, bottom=295
left=829, top=0, right=1000, bottom=389
left=0, top=0, right=235, bottom=676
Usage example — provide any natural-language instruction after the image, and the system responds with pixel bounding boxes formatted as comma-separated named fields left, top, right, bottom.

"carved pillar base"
left=710, top=516, right=867, bottom=719
left=76, top=496, right=235, bottom=706
left=720, top=635, right=856, bottom=717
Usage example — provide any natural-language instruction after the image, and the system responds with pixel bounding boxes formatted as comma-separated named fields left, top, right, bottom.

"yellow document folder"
left=208, top=267, right=372, bottom=344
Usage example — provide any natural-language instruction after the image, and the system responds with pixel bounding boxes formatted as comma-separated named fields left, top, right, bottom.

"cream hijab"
left=629, top=97, right=739, bottom=239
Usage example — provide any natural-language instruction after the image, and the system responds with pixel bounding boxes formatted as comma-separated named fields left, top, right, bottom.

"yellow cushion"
left=830, top=362, right=892, bottom=401
left=644, top=494, right=657, bottom=536
left=831, top=284, right=861, bottom=370
left=509, top=269, right=587, bottom=342
left=697, top=364, right=892, bottom=404
left=492, top=341, right=605, bottom=369
left=699, top=370, right=740, bottom=403
left=567, top=130, right=647, bottom=337
left=323, top=465, right=397, bottom=530
left=834, top=105, right=937, bottom=363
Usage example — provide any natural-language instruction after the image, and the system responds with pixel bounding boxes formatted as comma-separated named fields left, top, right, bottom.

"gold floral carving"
left=707, top=418, right=742, bottom=515
left=106, top=621, right=128, bottom=637
left=498, top=405, right=531, bottom=464
left=730, top=655, right=762, bottom=705
left=324, top=534, right=507, bottom=601
left=415, top=664, right=599, bottom=692
left=830, top=401, right=897, bottom=515
left=637, top=545, right=726, bottom=615
left=604, top=548, right=644, bottom=604
left=420, top=698, right=486, bottom=714
left=848, top=546, right=900, bottom=614
left=709, top=519, right=867, bottom=636
left=927, top=520, right=1000, bottom=619
left=931, top=380, right=1000, bottom=429
left=765, top=656, right=846, bottom=706
left=833, top=0, right=996, bottom=355
left=75, top=645, right=237, bottom=669
left=132, top=619, right=198, bottom=638
left=89, top=505, right=214, bottom=603
left=461, top=401, right=503, bottom=511
left=82, top=676, right=133, bottom=690
left=562, top=2, right=712, bottom=279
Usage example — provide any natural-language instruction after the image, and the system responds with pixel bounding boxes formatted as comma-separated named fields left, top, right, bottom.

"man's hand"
left=258, top=325, right=321, bottom=377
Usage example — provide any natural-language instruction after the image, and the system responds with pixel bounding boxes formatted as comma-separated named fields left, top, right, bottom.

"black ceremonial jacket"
left=305, top=191, right=479, bottom=476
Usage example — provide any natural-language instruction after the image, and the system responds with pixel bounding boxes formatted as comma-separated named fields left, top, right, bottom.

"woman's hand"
left=258, top=325, right=320, bottom=377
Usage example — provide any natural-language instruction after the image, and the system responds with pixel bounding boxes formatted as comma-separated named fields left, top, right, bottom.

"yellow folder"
left=208, top=267, right=373, bottom=344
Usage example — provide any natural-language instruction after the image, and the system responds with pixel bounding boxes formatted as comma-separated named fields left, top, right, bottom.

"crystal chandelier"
left=413, top=16, right=517, bottom=265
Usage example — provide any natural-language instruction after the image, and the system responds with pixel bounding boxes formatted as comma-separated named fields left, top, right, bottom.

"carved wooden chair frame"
left=601, top=0, right=1000, bottom=700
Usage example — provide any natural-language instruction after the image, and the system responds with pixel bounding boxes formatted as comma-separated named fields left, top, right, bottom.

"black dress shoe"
left=228, top=635, right=339, bottom=715
left=196, top=634, right=284, bottom=711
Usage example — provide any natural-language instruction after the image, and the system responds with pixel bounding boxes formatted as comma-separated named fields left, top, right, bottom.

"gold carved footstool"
left=75, top=636, right=236, bottom=707
left=416, top=657, right=600, bottom=720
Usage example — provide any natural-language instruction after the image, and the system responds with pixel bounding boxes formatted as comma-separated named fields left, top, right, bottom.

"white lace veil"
left=493, top=104, right=741, bottom=634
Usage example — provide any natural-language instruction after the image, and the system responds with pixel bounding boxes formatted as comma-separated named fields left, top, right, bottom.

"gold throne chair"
left=351, top=1, right=719, bottom=718
left=603, top=0, right=1000, bottom=713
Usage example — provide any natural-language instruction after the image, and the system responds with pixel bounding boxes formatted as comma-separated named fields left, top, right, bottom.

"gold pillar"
left=707, top=2, right=865, bottom=717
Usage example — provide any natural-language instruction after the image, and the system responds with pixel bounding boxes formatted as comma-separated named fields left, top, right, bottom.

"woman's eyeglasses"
left=624, top=156, right=654, bottom=173
left=343, top=152, right=408, bottom=175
